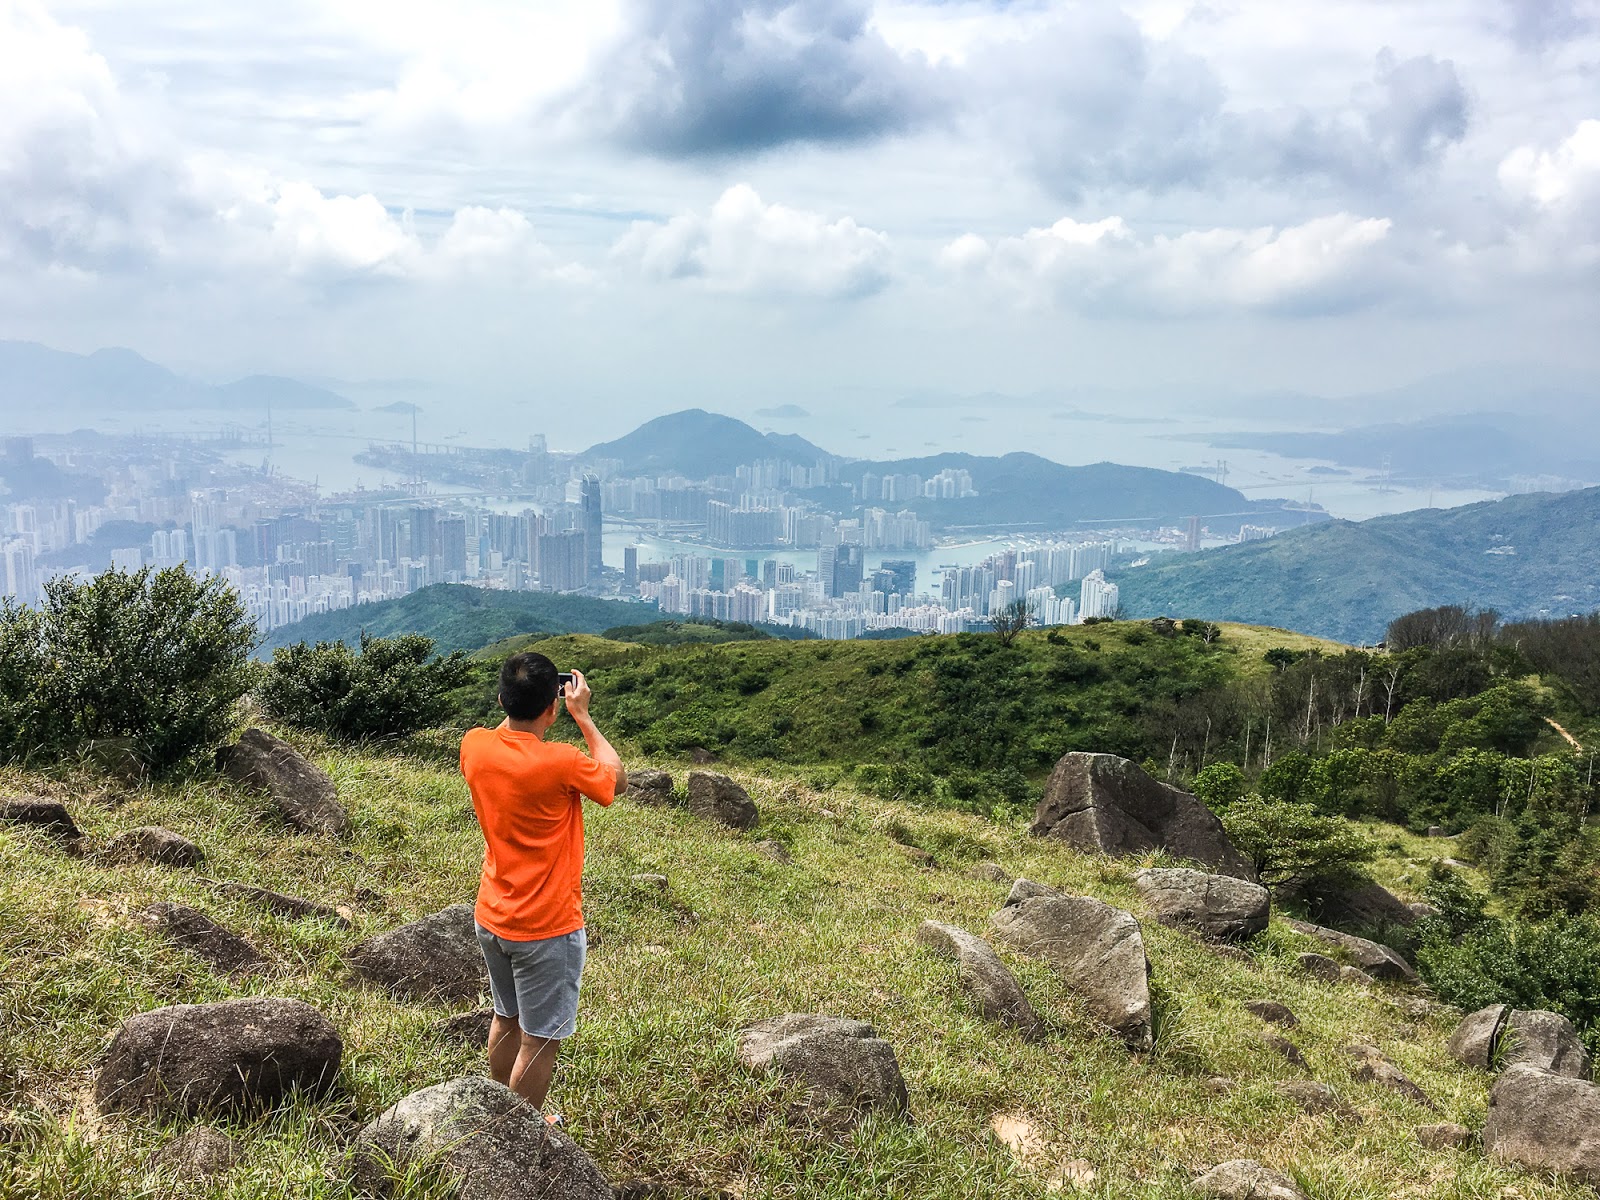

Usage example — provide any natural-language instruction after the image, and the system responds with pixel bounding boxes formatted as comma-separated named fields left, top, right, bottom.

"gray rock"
left=1299, top=878, right=1418, bottom=930
left=631, top=873, right=669, bottom=891
left=148, top=1126, right=240, bottom=1180
left=1484, top=1065, right=1600, bottom=1183
left=1408, top=902, right=1441, bottom=920
left=206, top=879, right=352, bottom=928
left=915, top=920, right=1044, bottom=1038
left=0, top=797, right=80, bottom=840
left=1295, top=952, right=1343, bottom=984
left=1193, top=1160, right=1305, bottom=1199
left=628, top=769, right=675, bottom=803
left=1275, top=1081, right=1355, bottom=1118
left=1502, top=1009, right=1593, bottom=1080
left=1416, top=1123, right=1472, bottom=1149
left=1448, top=1004, right=1510, bottom=1070
left=990, top=894, right=1152, bottom=1050
left=1341, top=965, right=1376, bottom=986
left=968, top=861, right=1013, bottom=884
left=347, top=1076, right=610, bottom=1199
left=737, top=1014, right=909, bottom=1120
left=345, top=904, right=485, bottom=1002
left=1003, top=878, right=1062, bottom=907
left=1029, top=752, right=1254, bottom=879
left=1206, top=1076, right=1238, bottom=1095
left=140, top=902, right=267, bottom=978
left=1283, top=919, right=1416, bottom=982
left=685, top=772, right=758, bottom=831
left=105, top=826, right=204, bottom=868
left=217, top=728, right=349, bottom=838
left=95, top=997, right=341, bottom=1117
left=753, top=840, right=792, bottom=864
left=1346, top=1045, right=1433, bottom=1108
left=1261, top=1032, right=1307, bottom=1068
left=434, top=1010, right=496, bottom=1046
left=1245, top=1000, right=1299, bottom=1029
left=1426, top=825, right=1446, bottom=838
left=1133, top=868, right=1269, bottom=940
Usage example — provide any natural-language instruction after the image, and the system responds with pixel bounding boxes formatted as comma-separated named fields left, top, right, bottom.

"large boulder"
left=216, top=728, right=350, bottom=838
left=915, top=921, right=1044, bottom=1039
left=1502, top=1010, right=1593, bottom=1080
left=1447, top=1004, right=1509, bottom=1069
left=685, top=772, right=758, bottom=831
left=139, top=902, right=268, bottom=978
left=105, top=826, right=205, bottom=869
left=0, top=797, right=81, bottom=841
left=345, top=904, right=485, bottom=1002
left=95, top=997, right=342, bottom=1117
left=990, top=894, right=1152, bottom=1050
left=1029, top=752, right=1254, bottom=879
left=1193, top=1160, right=1305, bottom=1199
left=347, top=1076, right=610, bottom=1199
left=737, top=1015, right=909, bottom=1120
left=1298, top=878, right=1419, bottom=931
left=1484, top=1065, right=1600, bottom=1183
left=1283, top=919, right=1416, bottom=982
left=1133, top=868, right=1270, bottom=940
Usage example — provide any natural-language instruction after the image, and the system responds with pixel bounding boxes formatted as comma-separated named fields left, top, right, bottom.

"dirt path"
left=1545, top=717, right=1585, bottom=752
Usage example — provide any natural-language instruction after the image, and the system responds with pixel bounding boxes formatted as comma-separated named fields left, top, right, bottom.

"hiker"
left=460, top=651, right=627, bottom=1113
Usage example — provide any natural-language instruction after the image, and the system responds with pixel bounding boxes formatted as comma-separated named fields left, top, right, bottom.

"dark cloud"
left=1502, top=0, right=1595, bottom=50
left=569, top=0, right=945, bottom=157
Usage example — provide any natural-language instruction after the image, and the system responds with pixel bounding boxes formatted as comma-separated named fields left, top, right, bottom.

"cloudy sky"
left=2, top=0, right=1598, bottom=432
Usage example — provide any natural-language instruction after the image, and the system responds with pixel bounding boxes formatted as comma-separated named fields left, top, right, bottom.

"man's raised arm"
left=562, top=669, right=627, bottom=795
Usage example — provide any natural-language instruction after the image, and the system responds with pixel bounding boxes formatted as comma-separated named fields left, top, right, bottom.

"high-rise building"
left=623, top=544, right=639, bottom=589
left=439, top=518, right=468, bottom=578
left=1080, top=570, right=1120, bottom=620
left=831, top=543, right=864, bottom=598
left=537, top=530, right=588, bottom=593
left=580, top=474, right=603, bottom=578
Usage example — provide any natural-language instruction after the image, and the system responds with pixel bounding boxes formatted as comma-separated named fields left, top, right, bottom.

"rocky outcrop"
left=1193, top=1160, right=1305, bottom=1199
left=206, top=880, right=352, bottom=928
left=216, top=728, right=350, bottom=838
left=346, top=1076, right=611, bottom=1199
left=1133, top=868, right=1269, bottom=940
left=0, top=798, right=80, bottom=841
left=148, top=1127, right=240, bottom=1181
left=95, top=997, right=342, bottom=1117
left=1484, top=1065, right=1600, bottom=1183
left=990, top=894, right=1152, bottom=1050
left=105, top=826, right=204, bottom=868
left=1283, top=919, right=1416, bottom=982
left=345, top=904, right=485, bottom=1002
left=139, top=902, right=267, bottom=978
left=916, top=920, right=1044, bottom=1038
left=1448, top=1005, right=1593, bottom=1079
left=737, top=1015, right=909, bottom=1121
left=1029, top=752, right=1254, bottom=879
left=685, top=772, right=758, bottom=831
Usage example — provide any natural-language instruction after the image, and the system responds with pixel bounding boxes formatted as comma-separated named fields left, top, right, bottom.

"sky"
left=1, top=0, right=1598, bottom=436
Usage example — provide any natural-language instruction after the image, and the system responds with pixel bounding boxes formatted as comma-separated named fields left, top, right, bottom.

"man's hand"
left=563, top=669, right=594, bottom=721
left=562, top=670, right=627, bottom=795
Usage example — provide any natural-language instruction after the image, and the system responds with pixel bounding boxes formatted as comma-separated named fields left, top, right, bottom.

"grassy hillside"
left=257, top=585, right=667, bottom=657
left=3, top=736, right=1588, bottom=1199
left=1118, top=488, right=1600, bottom=643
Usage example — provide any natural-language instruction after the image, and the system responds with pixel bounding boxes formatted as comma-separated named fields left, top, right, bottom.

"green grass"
left=0, top=737, right=1591, bottom=1199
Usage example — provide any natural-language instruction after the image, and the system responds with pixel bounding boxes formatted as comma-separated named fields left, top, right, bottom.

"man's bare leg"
left=487, top=1014, right=521, bottom=1086
left=509, top=1033, right=562, bottom=1110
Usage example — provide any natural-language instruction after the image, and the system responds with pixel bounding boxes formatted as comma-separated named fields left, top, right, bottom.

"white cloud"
left=1499, top=119, right=1600, bottom=211
left=943, top=212, right=1397, bottom=315
left=613, top=184, right=892, bottom=298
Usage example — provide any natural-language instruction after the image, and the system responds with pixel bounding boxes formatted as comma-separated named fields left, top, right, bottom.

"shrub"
left=1220, top=794, right=1377, bottom=889
left=258, top=633, right=473, bottom=742
left=0, top=567, right=256, bottom=770
left=1191, top=762, right=1246, bottom=810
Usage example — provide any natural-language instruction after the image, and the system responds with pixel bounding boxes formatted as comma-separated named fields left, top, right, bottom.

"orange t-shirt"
left=460, top=721, right=618, bottom=941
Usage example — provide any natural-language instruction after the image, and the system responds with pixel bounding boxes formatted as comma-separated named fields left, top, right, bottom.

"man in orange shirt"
left=460, top=651, right=627, bottom=1112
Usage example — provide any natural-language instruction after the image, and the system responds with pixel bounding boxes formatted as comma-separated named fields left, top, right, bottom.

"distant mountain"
left=583, top=409, right=833, bottom=477
left=0, top=341, right=355, bottom=413
left=255, top=584, right=669, bottom=657
left=1117, top=487, right=1600, bottom=643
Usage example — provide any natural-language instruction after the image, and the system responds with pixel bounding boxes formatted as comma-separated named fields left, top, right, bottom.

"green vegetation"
left=256, top=584, right=668, bottom=657
left=1217, top=796, right=1377, bottom=889
left=600, top=617, right=810, bottom=647
left=1118, top=486, right=1600, bottom=643
left=258, top=633, right=474, bottom=743
left=0, top=567, right=255, bottom=770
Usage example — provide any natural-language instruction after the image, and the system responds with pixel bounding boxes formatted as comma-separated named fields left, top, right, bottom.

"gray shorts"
left=475, top=923, right=587, bottom=1040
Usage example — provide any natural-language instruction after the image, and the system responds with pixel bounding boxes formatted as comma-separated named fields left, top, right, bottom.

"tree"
left=989, top=598, right=1031, bottom=647
left=1220, top=794, right=1377, bottom=889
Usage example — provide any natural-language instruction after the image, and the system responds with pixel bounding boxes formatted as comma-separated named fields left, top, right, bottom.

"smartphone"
left=556, top=672, right=575, bottom=696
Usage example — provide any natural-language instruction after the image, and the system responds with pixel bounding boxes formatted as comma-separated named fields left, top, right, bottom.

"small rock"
left=753, top=840, right=792, bottom=864
left=1426, top=825, right=1446, bottom=838
left=1485, top=1065, right=1600, bottom=1182
left=1193, top=1160, right=1305, bottom=1199
left=1260, top=1032, right=1307, bottom=1068
left=1501, top=1009, right=1593, bottom=1080
left=1245, top=1000, right=1300, bottom=1029
left=1003, top=878, right=1062, bottom=907
left=206, top=880, right=352, bottom=929
left=1441, top=858, right=1471, bottom=869
left=1205, top=1077, right=1238, bottom=1095
left=0, top=798, right=81, bottom=840
left=968, top=861, right=1012, bottom=884
left=1296, top=953, right=1343, bottom=984
left=140, top=902, right=267, bottom=978
left=434, top=1009, right=496, bottom=1046
left=1285, top=918, right=1415, bottom=982
left=345, top=904, right=485, bottom=1002
left=688, top=747, right=716, bottom=764
left=631, top=873, right=669, bottom=891
left=95, top=997, right=342, bottom=1117
left=1416, top=1122, right=1472, bottom=1149
left=627, top=769, right=675, bottom=804
left=216, top=728, right=350, bottom=838
left=1134, top=867, right=1270, bottom=940
left=1346, top=1045, right=1433, bottom=1108
left=148, top=1126, right=240, bottom=1181
left=347, top=1076, right=610, bottom=1199
left=685, top=772, right=758, bottom=831
left=737, top=1014, right=909, bottom=1121
left=105, top=826, right=204, bottom=868
left=916, top=920, right=1045, bottom=1039
left=1275, top=1081, right=1356, bottom=1118
left=1448, top=1003, right=1510, bottom=1070
left=896, top=844, right=936, bottom=867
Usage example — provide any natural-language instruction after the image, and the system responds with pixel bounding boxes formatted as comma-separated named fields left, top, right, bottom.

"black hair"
left=499, top=652, right=558, bottom=719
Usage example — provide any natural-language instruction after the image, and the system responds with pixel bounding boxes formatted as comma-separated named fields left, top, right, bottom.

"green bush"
left=0, top=567, right=256, bottom=771
left=258, top=633, right=472, bottom=742
left=1191, top=762, right=1246, bottom=810
left=1220, top=794, right=1377, bottom=889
